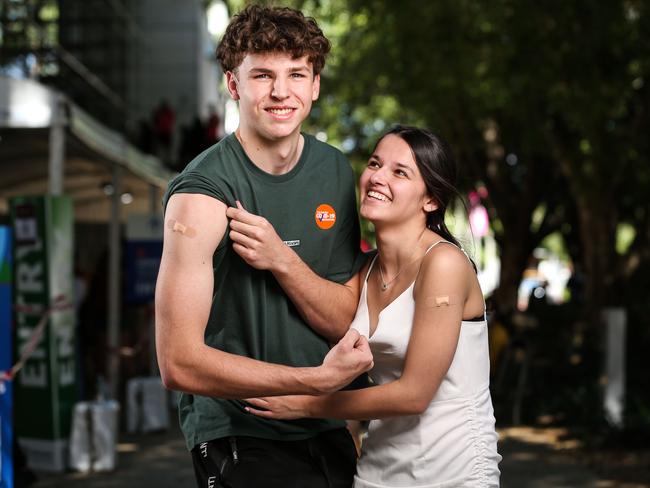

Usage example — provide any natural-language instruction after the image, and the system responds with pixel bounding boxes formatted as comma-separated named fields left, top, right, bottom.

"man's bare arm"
left=226, top=202, right=361, bottom=343
left=155, top=194, right=372, bottom=398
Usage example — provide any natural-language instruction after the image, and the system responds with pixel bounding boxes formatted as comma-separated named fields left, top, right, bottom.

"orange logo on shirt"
left=315, top=204, right=336, bottom=230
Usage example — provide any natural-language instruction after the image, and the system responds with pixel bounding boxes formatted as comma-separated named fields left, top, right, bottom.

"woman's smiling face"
left=359, top=134, right=434, bottom=226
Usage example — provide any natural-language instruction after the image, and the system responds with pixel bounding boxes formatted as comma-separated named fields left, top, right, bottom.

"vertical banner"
left=0, top=227, right=13, bottom=488
left=11, top=196, right=76, bottom=472
left=124, top=214, right=163, bottom=304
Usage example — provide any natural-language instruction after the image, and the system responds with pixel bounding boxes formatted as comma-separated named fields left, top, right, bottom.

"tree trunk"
left=494, top=237, right=532, bottom=317
left=574, top=194, right=618, bottom=318
left=551, top=133, right=619, bottom=322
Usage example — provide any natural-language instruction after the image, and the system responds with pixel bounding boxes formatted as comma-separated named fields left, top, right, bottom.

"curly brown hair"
left=216, top=5, right=331, bottom=75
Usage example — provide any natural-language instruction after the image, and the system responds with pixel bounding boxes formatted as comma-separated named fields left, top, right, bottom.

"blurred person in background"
left=153, top=99, right=175, bottom=164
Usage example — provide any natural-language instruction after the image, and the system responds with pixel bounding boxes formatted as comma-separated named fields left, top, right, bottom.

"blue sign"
left=0, top=226, right=13, bottom=488
left=124, top=241, right=163, bottom=304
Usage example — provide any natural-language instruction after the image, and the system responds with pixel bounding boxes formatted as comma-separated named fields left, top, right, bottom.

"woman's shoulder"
left=417, top=239, right=474, bottom=287
left=424, top=237, right=469, bottom=263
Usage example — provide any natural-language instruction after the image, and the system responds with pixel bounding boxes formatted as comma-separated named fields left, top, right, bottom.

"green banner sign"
left=11, top=196, right=76, bottom=472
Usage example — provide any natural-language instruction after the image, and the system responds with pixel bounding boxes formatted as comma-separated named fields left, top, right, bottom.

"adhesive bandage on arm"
left=424, top=294, right=460, bottom=308
left=167, top=218, right=197, bottom=238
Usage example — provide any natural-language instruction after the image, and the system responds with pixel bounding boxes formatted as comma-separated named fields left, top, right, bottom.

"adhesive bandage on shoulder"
left=424, top=294, right=460, bottom=308
left=167, top=218, right=197, bottom=238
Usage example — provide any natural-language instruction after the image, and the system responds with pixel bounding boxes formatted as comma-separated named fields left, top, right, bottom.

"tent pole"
left=149, top=184, right=159, bottom=376
left=107, top=164, right=122, bottom=399
left=48, top=94, right=66, bottom=195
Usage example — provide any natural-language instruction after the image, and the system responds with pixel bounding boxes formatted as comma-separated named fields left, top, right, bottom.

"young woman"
left=245, top=126, right=501, bottom=487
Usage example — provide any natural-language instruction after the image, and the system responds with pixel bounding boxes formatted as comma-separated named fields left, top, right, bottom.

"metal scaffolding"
left=1, top=0, right=137, bottom=132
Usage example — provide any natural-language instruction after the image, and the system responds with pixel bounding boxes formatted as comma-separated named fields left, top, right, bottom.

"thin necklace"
left=378, top=231, right=426, bottom=292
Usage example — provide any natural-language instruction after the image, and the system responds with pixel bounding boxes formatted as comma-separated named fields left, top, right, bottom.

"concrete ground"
left=32, top=424, right=194, bottom=488
left=499, top=427, right=650, bottom=488
left=30, top=424, right=650, bottom=488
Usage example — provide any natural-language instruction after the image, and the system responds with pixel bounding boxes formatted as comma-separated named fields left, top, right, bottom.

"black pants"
left=191, top=428, right=357, bottom=488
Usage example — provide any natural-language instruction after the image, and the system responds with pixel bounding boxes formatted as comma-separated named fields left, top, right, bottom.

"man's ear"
left=312, top=73, right=321, bottom=101
left=226, top=71, right=240, bottom=100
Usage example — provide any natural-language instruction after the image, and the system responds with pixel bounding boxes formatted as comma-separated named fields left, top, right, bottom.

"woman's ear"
left=423, top=198, right=438, bottom=213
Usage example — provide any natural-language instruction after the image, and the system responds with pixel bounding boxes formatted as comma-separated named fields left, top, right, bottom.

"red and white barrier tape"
left=0, top=295, right=72, bottom=386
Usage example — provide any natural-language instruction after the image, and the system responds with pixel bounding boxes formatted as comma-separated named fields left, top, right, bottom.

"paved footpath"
left=499, top=427, right=650, bottom=488
left=33, top=424, right=194, bottom=488
left=31, top=425, right=649, bottom=487
left=500, top=427, right=599, bottom=488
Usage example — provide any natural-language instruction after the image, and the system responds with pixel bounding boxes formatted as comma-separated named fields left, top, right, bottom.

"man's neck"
left=235, top=128, right=304, bottom=175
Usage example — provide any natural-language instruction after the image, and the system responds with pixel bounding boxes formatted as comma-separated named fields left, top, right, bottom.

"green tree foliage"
left=224, top=0, right=650, bottom=318
left=310, top=0, right=649, bottom=317
left=0, top=0, right=60, bottom=76
left=293, top=0, right=570, bottom=314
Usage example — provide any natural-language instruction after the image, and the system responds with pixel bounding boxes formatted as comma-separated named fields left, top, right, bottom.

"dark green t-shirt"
left=163, top=133, right=364, bottom=450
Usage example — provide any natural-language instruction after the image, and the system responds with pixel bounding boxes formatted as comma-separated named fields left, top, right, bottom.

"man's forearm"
left=158, top=326, right=373, bottom=399
left=271, top=248, right=358, bottom=342
left=160, top=344, right=330, bottom=398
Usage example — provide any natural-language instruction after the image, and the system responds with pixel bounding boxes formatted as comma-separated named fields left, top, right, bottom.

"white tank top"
left=351, top=241, right=501, bottom=487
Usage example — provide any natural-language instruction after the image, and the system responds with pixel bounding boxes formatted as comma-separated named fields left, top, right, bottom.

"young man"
left=155, top=6, right=371, bottom=488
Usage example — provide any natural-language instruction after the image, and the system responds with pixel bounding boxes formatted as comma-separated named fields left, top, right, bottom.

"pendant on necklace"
left=381, top=283, right=389, bottom=291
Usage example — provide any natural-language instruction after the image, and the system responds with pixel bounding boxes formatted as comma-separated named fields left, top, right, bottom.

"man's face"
left=226, top=52, right=321, bottom=143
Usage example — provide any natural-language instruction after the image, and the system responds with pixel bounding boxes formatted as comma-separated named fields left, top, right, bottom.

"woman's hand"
left=244, top=395, right=313, bottom=420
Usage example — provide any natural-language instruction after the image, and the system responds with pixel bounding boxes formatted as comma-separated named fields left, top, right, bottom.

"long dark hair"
left=375, top=125, right=464, bottom=250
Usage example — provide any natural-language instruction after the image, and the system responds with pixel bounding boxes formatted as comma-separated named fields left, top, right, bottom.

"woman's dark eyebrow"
left=395, top=162, right=413, bottom=173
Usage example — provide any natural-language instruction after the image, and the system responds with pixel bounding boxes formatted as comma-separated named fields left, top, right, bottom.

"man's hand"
left=226, top=201, right=291, bottom=272
left=317, top=329, right=374, bottom=394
